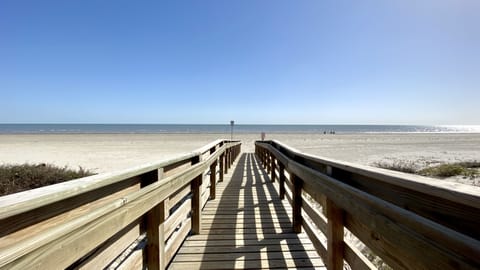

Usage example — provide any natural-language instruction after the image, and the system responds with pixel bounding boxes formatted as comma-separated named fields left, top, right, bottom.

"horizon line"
left=1, top=123, right=479, bottom=126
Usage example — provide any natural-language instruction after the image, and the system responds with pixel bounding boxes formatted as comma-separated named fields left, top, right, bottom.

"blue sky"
left=1, top=0, right=479, bottom=124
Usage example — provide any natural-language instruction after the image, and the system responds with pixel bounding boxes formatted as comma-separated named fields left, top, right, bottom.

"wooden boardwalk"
left=2, top=140, right=478, bottom=269
left=169, top=153, right=325, bottom=269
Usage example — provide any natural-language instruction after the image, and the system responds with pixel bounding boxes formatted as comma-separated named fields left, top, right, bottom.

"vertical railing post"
left=143, top=169, right=166, bottom=270
left=266, top=151, right=271, bottom=173
left=209, top=146, right=217, bottom=200
left=270, top=154, right=275, bottom=182
left=279, top=163, right=285, bottom=200
left=262, top=148, right=265, bottom=164
left=219, top=153, right=224, bottom=182
left=261, top=148, right=265, bottom=167
left=326, top=198, right=344, bottom=270
left=191, top=155, right=203, bottom=235
left=225, top=148, right=229, bottom=174
left=291, top=173, right=303, bottom=233
left=146, top=201, right=166, bottom=270
left=210, top=161, right=217, bottom=200
left=264, top=149, right=268, bottom=169
left=258, top=147, right=265, bottom=167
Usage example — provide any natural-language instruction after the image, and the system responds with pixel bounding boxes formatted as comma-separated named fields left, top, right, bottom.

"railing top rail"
left=256, top=140, right=480, bottom=269
left=256, top=140, right=480, bottom=207
left=0, top=139, right=240, bottom=220
left=0, top=140, right=242, bottom=268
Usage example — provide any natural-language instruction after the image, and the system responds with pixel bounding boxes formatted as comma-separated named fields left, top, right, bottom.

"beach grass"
left=0, top=163, right=93, bottom=196
left=373, top=160, right=418, bottom=174
left=374, top=160, right=480, bottom=179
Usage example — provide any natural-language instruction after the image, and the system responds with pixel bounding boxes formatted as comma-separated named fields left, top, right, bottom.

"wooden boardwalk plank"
left=168, top=152, right=324, bottom=270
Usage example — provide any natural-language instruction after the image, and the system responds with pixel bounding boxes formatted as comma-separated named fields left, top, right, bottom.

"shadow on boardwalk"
left=170, top=153, right=324, bottom=269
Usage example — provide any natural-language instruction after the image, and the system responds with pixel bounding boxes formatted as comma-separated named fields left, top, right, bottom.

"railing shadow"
left=199, top=152, right=315, bottom=269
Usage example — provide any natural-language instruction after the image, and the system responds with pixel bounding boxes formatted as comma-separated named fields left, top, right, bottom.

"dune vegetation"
left=374, top=160, right=480, bottom=179
left=0, top=163, right=93, bottom=196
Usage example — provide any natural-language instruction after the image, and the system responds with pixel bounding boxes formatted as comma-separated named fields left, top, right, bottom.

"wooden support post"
left=279, top=163, right=285, bottom=200
left=191, top=175, right=202, bottom=234
left=291, top=174, right=303, bottom=233
left=142, top=169, right=166, bottom=270
left=265, top=150, right=268, bottom=168
left=265, top=151, right=269, bottom=172
left=263, top=150, right=267, bottom=169
left=326, top=198, right=344, bottom=270
left=219, top=154, right=224, bottom=182
left=270, top=154, right=275, bottom=182
left=210, top=161, right=217, bottom=200
left=260, top=149, right=264, bottom=166
left=266, top=151, right=269, bottom=169
left=146, top=201, right=166, bottom=270
left=191, top=156, right=202, bottom=235
left=225, top=149, right=229, bottom=174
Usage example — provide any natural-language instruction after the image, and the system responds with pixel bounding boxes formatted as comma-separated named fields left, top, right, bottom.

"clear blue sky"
left=1, top=0, right=479, bottom=124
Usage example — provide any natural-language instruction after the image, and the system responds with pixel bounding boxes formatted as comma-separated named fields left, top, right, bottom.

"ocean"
left=0, top=124, right=479, bottom=134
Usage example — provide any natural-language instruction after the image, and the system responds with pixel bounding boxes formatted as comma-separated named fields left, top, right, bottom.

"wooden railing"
left=255, top=140, right=480, bottom=270
left=0, top=139, right=241, bottom=270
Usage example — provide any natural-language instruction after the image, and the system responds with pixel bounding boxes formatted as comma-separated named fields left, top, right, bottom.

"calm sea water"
left=0, top=124, right=479, bottom=134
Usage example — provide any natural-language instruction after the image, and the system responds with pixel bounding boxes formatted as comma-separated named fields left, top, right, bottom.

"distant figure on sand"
left=261, top=132, right=266, bottom=141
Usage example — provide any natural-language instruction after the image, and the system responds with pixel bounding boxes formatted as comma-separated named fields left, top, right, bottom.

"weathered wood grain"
left=344, top=242, right=376, bottom=270
left=256, top=140, right=480, bottom=270
left=169, top=153, right=324, bottom=270
left=326, top=199, right=344, bottom=270
left=0, top=140, right=241, bottom=269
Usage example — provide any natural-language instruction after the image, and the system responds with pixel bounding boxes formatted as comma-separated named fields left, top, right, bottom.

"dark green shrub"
left=0, top=163, right=93, bottom=196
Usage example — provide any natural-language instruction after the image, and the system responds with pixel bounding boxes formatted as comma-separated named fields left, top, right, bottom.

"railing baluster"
left=146, top=201, right=166, bottom=270
left=270, top=154, right=275, bottom=182
left=279, top=162, right=285, bottom=200
left=191, top=155, right=202, bottom=235
left=210, top=160, right=217, bottom=200
left=143, top=169, right=166, bottom=270
left=291, top=173, right=303, bottom=233
left=266, top=152, right=271, bottom=173
left=225, top=149, right=229, bottom=174
left=219, top=153, right=224, bottom=182
left=326, top=198, right=344, bottom=270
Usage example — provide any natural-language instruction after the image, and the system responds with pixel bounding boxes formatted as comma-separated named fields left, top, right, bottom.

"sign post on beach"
left=230, top=120, right=234, bottom=140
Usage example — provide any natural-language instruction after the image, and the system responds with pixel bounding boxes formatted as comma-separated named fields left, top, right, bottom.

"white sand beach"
left=1, top=133, right=479, bottom=185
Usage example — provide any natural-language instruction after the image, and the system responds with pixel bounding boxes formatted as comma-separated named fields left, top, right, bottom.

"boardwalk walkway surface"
left=169, top=152, right=325, bottom=269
